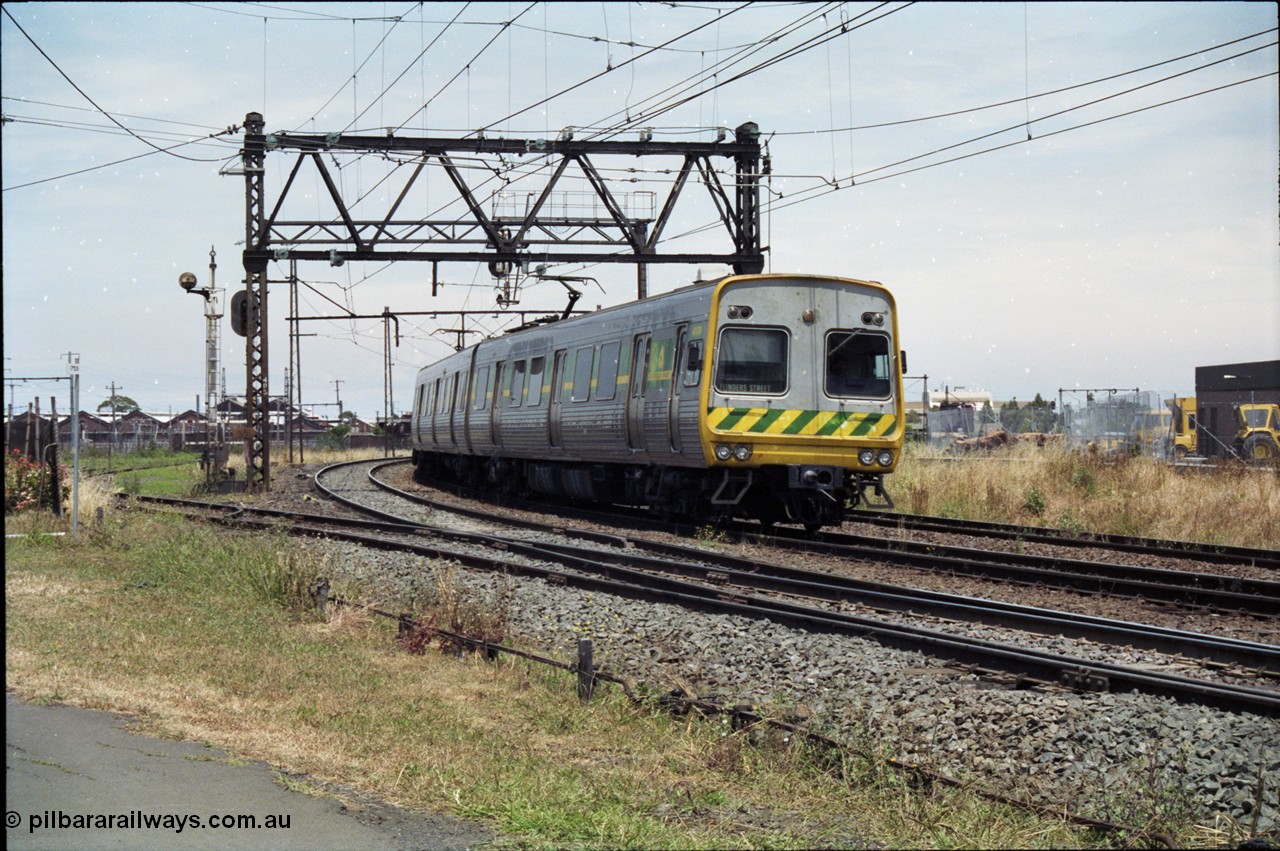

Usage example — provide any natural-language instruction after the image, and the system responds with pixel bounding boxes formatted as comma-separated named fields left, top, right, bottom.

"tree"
left=97, top=395, right=139, bottom=416
left=999, top=398, right=1024, bottom=433
left=316, top=423, right=351, bottom=451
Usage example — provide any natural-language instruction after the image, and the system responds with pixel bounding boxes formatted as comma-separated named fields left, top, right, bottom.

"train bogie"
left=410, top=273, right=905, bottom=530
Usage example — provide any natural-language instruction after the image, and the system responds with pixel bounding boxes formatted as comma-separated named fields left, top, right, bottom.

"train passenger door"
left=549, top=349, right=566, bottom=449
left=445, top=373, right=455, bottom=447
left=667, top=326, right=688, bottom=454
left=430, top=378, right=442, bottom=447
left=626, top=333, right=650, bottom=451
left=490, top=363, right=505, bottom=447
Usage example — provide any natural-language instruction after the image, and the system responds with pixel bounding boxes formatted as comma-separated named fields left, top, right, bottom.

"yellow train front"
left=410, top=273, right=906, bottom=531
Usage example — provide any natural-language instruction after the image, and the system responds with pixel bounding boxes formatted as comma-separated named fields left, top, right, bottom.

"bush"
left=5, top=449, right=69, bottom=514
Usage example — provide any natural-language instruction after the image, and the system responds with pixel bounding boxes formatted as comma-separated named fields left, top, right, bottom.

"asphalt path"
left=5, top=692, right=496, bottom=850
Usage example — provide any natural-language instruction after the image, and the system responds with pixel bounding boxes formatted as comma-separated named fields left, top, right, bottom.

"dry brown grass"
left=895, top=442, right=1278, bottom=549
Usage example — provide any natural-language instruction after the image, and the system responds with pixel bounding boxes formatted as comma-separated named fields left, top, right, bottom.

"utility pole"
left=289, top=258, right=301, bottom=464
left=107, top=381, right=122, bottom=472
left=382, top=306, right=399, bottom=457
left=66, top=352, right=80, bottom=539
left=207, top=246, right=222, bottom=445
left=333, top=380, right=344, bottom=421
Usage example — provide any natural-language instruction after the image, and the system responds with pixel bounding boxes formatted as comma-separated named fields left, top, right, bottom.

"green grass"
left=112, top=462, right=205, bottom=496
left=78, top=448, right=201, bottom=475
left=6, top=510, right=1119, bottom=849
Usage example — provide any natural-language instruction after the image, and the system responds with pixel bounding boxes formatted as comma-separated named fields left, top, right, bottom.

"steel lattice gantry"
left=238, top=111, right=766, bottom=490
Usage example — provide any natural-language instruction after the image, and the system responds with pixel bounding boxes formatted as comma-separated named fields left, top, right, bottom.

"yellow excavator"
left=1237, top=403, right=1280, bottom=462
left=1167, top=397, right=1279, bottom=462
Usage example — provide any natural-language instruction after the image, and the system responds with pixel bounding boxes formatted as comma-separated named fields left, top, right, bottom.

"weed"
left=1070, top=464, right=1098, bottom=495
left=694, top=525, right=726, bottom=547
left=1022, top=486, right=1047, bottom=518
left=908, top=482, right=930, bottom=515
left=1055, top=509, right=1087, bottom=535
left=404, top=561, right=510, bottom=656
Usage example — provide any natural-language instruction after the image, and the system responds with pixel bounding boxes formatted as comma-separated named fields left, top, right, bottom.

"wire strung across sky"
left=4, top=2, right=1274, bottom=346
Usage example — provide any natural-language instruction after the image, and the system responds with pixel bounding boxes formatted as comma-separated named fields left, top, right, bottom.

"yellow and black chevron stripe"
left=708, top=407, right=896, bottom=438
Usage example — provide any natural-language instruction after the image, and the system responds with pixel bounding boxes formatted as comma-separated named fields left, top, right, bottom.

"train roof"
left=501, top=276, right=722, bottom=337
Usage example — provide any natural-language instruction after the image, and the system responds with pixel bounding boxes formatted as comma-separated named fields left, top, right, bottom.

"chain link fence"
left=1060, top=389, right=1173, bottom=458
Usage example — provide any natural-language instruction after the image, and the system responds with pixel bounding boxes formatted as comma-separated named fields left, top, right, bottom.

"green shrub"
left=1022, top=486, right=1047, bottom=517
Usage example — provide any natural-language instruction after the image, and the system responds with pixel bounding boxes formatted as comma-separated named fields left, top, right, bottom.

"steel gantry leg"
left=243, top=111, right=270, bottom=491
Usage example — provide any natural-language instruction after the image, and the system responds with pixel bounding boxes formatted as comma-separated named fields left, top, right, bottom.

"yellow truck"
left=1167, top=397, right=1197, bottom=459
left=1128, top=408, right=1172, bottom=457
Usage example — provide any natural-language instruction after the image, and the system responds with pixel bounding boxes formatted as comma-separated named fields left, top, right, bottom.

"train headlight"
left=877, top=450, right=894, bottom=467
left=858, top=449, right=875, bottom=466
left=715, top=444, right=733, bottom=461
left=733, top=444, right=753, bottom=462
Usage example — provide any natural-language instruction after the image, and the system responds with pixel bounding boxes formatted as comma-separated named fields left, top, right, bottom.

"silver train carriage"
left=410, top=272, right=906, bottom=529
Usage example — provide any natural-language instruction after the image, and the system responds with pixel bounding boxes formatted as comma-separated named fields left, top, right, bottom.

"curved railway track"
left=120, top=460, right=1280, bottom=835
left=132, top=483, right=1280, bottom=718
left=140, top=459, right=1258, bottom=717
left=385, top=458, right=1280, bottom=617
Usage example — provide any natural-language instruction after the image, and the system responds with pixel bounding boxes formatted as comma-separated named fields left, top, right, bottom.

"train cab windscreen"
left=715, top=328, right=788, bottom=394
left=825, top=330, right=891, bottom=399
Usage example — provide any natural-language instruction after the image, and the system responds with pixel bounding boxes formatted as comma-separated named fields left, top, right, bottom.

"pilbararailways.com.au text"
left=7, top=809, right=291, bottom=834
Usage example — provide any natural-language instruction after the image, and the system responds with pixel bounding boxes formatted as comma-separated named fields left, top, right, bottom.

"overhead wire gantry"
left=237, top=112, right=765, bottom=490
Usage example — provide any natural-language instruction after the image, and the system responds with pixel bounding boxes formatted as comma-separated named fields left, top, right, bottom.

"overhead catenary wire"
left=767, top=25, right=1278, bottom=136
left=1, top=5, right=228, bottom=164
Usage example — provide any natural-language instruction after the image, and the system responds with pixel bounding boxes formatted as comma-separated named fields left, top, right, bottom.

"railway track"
left=847, top=508, right=1280, bottom=570
left=388, top=459, right=1280, bottom=617
left=119, top=460, right=1280, bottom=833
left=132, top=483, right=1280, bottom=718
left=152, top=459, right=1262, bottom=716
left=750, top=525, right=1280, bottom=617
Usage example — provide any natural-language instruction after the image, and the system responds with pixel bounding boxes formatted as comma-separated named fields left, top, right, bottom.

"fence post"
left=577, top=638, right=595, bottom=702
left=48, top=397, right=63, bottom=518
left=312, top=578, right=329, bottom=614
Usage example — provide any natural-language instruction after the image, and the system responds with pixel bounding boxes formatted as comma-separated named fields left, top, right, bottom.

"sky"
left=3, top=1, right=1277, bottom=421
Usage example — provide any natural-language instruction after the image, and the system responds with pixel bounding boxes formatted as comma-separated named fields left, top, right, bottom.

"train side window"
left=453, top=370, right=466, bottom=411
left=527, top=357, right=545, bottom=407
left=596, top=341, right=621, bottom=401
left=683, top=340, right=703, bottom=387
left=472, top=365, right=489, bottom=410
left=432, top=378, right=442, bottom=415
left=510, top=360, right=526, bottom=407
left=571, top=346, right=594, bottom=402
left=414, top=385, right=424, bottom=416
left=825, top=330, right=891, bottom=399
left=714, top=328, right=788, bottom=395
